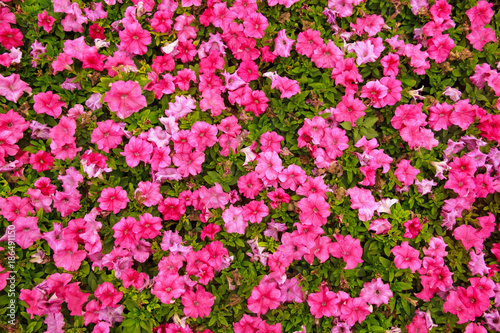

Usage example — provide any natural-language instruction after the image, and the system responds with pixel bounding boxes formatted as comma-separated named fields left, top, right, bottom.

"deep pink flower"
left=121, top=269, right=147, bottom=289
left=121, top=136, right=153, bottom=168
left=394, top=159, right=420, bottom=186
left=242, top=200, right=269, bottom=224
left=307, top=286, right=340, bottom=318
left=243, top=12, right=268, bottom=39
left=182, top=286, right=215, bottom=318
left=158, top=197, right=186, bottom=221
left=297, top=194, right=330, bottom=227
left=172, top=150, right=205, bottom=177
left=53, top=241, right=87, bottom=271
left=340, top=297, right=371, bottom=326
left=312, top=40, right=344, bottom=68
left=392, top=241, right=422, bottom=272
left=98, top=186, right=129, bottom=214
left=38, top=10, right=56, bottom=33
left=380, top=53, right=400, bottom=76
left=0, top=25, right=23, bottom=50
left=19, top=289, right=47, bottom=319
left=296, top=29, right=323, bottom=58
left=95, top=282, right=123, bottom=308
left=119, top=22, right=151, bottom=55
left=248, top=281, right=281, bottom=315
left=33, top=91, right=67, bottom=118
left=333, top=94, right=366, bottom=125
left=237, top=171, right=264, bottom=199
left=427, top=34, right=455, bottom=63
left=103, top=81, right=147, bottom=119
left=151, top=11, right=173, bottom=33
left=360, top=80, right=388, bottom=108
left=403, top=217, right=423, bottom=239
left=466, top=26, right=497, bottom=51
left=10, top=217, right=41, bottom=249
left=52, top=191, right=81, bottom=217
left=443, top=287, right=476, bottom=324
left=30, top=150, right=54, bottom=172
left=467, top=1, right=494, bottom=27
left=330, top=234, right=364, bottom=269
left=91, top=120, right=124, bottom=153
left=113, top=217, right=139, bottom=248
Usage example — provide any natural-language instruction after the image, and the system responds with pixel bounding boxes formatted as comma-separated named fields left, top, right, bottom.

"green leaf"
left=121, top=319, right=137, bottom=327
left=379, top=257, right=391, bottom=268
left=340, top=121, right=352, bottom=130
left=394, top=282, right=412, bottom=291
left=362, top=116, right=378, bottom=128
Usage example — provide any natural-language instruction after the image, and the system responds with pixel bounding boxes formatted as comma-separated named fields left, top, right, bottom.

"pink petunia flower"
left=119, top=22, right=151, bottom=55
left=307, top=285, right=340, bottom=318
left=91, top=120, right=124, bottom=153
left=182, top=286, right=216, bottom=318
left=394, top=159, right=420, bottom=186
left=121, top=136, right=153, bottom=168
left=0, top=74, right=32, bottom=103
left=38, top=10, right=56, bottom=33
left=392, top=241, right=422, bottom=272
left=330, top=234, right=364, bottom=269
left=103, top=80, right=147, bottom=119
left=33, top=91, right=67, bottom=118
left=98, top=186, right=129, bottom=214
left=273, top=29, right=295, bottom=58
left=243, top=12, right=268, bottom=39
left=247, top=280, right=281, bottom=315
left=360, top=278, right=393, bottom=306
left=297, top=194, right=331, bottom=227
left=95, top=282, right=123, bottom=308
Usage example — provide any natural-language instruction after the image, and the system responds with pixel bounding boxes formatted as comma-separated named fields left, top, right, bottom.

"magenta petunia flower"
left=243, top=12, right=268, bottom=39
left=392, top=241, right=422, bottom=272
left=91, top=120, right=124, bottom=153
left=394, top=159, right=420, bottom=186
left=119, top=22, right=151, bottom=55
left=120, top=136, right=153, bottom=168
left=11, top=216, right=42, bottom=249
left=33, top=91, right=67, bottom=118
left=95, top=282, right=123, bottom=308
left=182, top=286, right=215, bottom=318
left=98, top=186, right=129, bottom=214
left=307, top=285, right=340, bottom=318
left=247, top=281, right=281, bottom=315
left=103, top=80, right=147, bottom=119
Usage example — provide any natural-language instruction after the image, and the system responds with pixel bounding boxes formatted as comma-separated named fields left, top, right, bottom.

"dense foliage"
left=1, top=0, right=500, bottom=332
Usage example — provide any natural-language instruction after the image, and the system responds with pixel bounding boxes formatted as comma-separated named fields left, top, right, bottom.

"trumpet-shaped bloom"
left=182, top=286, right=216, bottom=318
left=248, top=281, right=281, bottom=315
left=91, top=120, right=124, bottom=153
left=392, top=241, right=422, bottom=272
left=33, top=91, right=66, bottom=118
left=121, top=137, right=153, bottom=168
left=297, top=194, right=330, bottom=227
left=119, top=22, right=151, bottom=55
left=104, top=80, right=147, bottom=119
left=98, top=186, right=129, bottom=214
left=273, top=29, right=295, bottom=58
left=307, top=286, right=340, bottom=318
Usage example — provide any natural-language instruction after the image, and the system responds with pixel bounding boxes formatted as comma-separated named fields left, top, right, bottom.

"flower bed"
left=1, top=0, right=500, bottom=332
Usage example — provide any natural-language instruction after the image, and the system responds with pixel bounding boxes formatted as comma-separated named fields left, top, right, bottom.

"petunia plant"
left=0, top=0, right=500, bottom=332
